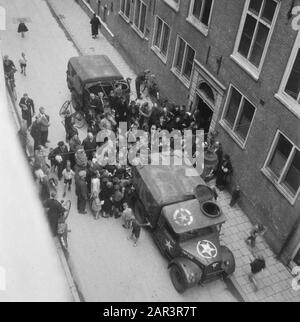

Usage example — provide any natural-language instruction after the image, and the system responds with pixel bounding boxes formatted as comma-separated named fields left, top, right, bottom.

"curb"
left=45, top=0, right=83, bottom=55
left=54, top=238, right=83, bottom=302
left=225, top=276, right=249, bottom=302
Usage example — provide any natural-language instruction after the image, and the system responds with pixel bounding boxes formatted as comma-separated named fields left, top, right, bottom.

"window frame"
left=186, top=0, right=214, bottom=36
left=171, top=35, right=196, bottom=87
left=262, top=130, right=300, bottom=204
left=220, top=84, right=257, bottom=148
left=119, top=0, right=131, bottom=22
left=231, top=0, right=280, bottom=80
left=275, top=31, right=300, bottom=119
left=163, top=0, right=180, bottom=12
left=151, top=15, right=171, bottom=63
left=133, top=0, right=148, bottom=37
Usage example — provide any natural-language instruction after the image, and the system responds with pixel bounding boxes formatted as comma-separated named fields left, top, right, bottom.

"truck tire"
left=170, top=265, right=188, bottom=294
left=221, top=245, right=236, bottom=277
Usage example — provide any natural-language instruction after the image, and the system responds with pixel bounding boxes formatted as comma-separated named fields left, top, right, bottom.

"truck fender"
left=168, top=257, right=202, bottom=287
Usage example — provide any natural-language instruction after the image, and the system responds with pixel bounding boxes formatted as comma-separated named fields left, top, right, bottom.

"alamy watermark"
left=94, top=122, right=204, bottom=176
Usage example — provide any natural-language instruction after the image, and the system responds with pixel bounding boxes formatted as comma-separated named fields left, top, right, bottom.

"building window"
left=172, top=36, right=195, bottom=83
left=275, top=32, right=300, bottom=118
left=232, top=0, right=279, bottom=79
left=120, top=0, right=131, bottom=20
left=163, top=0, right=180, bottom=12
left=187, top=0, right=213, bottom=35
left=221, top=85, right=256, bottom=146
left=152, top=16, right=171, bottom=60
left=134, top=0, right=147, bottom=35
left=263, top=132, right=300, bottom=202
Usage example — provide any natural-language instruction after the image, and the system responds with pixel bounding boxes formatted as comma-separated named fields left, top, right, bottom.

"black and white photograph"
left=0, top=0, right=300, bottom=306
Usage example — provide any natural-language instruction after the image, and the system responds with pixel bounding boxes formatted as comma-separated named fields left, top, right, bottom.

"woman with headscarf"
left=90, top=13, right=101, bottom=39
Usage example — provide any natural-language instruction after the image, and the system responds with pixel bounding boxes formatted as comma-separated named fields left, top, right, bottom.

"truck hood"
left=180, top=234, right=222, bottom=265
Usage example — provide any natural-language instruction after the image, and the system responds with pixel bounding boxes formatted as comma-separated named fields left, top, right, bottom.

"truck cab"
left=132, top=163, right=235, bottom=293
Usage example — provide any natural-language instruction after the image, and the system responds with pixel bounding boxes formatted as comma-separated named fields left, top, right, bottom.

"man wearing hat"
left=43, top=192, right=65, bottom=236
left=75, top=171, right=88, bottom=214
left=52, top=141, right=69, bottom=181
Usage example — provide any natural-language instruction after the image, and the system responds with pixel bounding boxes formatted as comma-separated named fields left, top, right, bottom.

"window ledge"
left=170, top=68, right=191, bottom=89
left=163, top=0, right=180, bottom=12
left=186, top=16, right=209, bottom=37
left=230, top=54, right=260, bottom=81
left=119, top=12, right=130, bottom=24
left=131, top=25, right=148, bottom=41
left=274, top=93, right=300, bottom=120
left=219, top=120, right=246, bottom=150
left=151, top=46, right=168, bottom=65
left=261, top=168, right=297, bottom=205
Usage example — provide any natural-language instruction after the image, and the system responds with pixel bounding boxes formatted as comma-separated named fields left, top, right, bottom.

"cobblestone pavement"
left=208, top=180, right=300, bottom=302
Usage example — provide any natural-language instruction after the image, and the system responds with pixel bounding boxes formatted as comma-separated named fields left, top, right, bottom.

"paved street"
left=0, top=0, right=235, bottom=302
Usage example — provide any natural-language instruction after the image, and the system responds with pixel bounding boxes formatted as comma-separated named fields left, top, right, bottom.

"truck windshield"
left=178, top=226, right=218, bottom=242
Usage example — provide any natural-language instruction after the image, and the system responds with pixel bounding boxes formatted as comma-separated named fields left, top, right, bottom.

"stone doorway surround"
left=188, top=59, right=226, bottom=132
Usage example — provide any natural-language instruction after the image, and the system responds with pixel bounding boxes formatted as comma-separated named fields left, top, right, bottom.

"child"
left=248, top=255, right=266, bottom=292
left=17, top=21, right=28, bottom=38
left=19, top=52, right=27, bottom=76
left=245, top=224, right=267, bottom=248
left=230, top=185, right=240, bottom=207
left=62, top=161, right=75, bottom=197
left=90, top=191, right=103, bottom=220
left=127, top=218, right=151, bottom=247
left=121, top=202, right=135, bottom=229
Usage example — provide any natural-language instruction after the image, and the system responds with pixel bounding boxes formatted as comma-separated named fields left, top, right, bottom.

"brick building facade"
left=79, top=0, right=300, bottom=266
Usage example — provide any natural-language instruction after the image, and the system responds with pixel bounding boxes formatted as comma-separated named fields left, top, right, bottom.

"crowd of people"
left=14, top=65, right=235, bottom=247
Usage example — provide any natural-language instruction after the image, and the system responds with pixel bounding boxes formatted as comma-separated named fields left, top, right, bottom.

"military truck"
left=132, top=162, right=235, bottom=293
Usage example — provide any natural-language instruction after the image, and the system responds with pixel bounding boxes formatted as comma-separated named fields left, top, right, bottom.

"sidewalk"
left=208, top=180, right=300, bottom=302
left=46, top=0, right=300, bottom=302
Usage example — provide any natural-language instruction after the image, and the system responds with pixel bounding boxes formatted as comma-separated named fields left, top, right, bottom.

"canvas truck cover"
left=68, top=55, right=124, bottom=85
left=133, top=162, right=207, bottom=224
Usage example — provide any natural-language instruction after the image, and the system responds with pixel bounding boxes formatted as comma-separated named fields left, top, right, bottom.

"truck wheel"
left=221, top=245, right=236, bottom=277
left=170, top=265, right=187, bottom=294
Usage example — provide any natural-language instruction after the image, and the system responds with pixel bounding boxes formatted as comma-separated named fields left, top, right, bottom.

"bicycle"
left=5, top=71, right=17, bottom=101
left=58, top=199, right=72, bottom=253
left=59, top=100, right=85, bottom=129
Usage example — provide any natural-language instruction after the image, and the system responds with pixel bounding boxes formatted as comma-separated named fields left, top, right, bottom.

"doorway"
left=195, top=95, right=213, bottom=135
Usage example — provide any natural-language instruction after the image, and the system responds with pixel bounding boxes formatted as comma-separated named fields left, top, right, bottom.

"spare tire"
left=201, top=201, right=221, bottom=218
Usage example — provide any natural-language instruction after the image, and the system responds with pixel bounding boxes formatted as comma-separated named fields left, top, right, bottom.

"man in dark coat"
left=82, top=133, right=97, bottom=161
left=216, top=154, right=233, bottom=190
left=37, top=107, right=50, bottom=147
left=135, top=70, right=150, bottom=100
left=75, top=171, right=88, bottom=214
left=30, top=116, right=41, bottom=151
left=52, top=141, right=69, bottom=180
left=43, top=192, right=65, bottom=235
left=64, top=110, right=78, bottom=141
left=19, top=93, right=35, bottom=128
left=90, top=13, right=101, bottom=38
